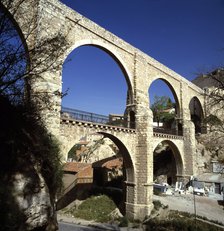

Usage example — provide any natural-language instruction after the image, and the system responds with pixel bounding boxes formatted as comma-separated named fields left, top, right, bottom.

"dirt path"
left=153, top=194, right=224, bottom=224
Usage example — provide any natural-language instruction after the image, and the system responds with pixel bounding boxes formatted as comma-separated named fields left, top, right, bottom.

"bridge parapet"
left=61, top=116, right=185, bottom=140
left=153, top=132, right=184, bottom=140
left=60, top=117, right=136, bottom=134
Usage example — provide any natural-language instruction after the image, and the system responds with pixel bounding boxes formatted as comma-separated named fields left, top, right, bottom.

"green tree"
left=151, top=95, right=175, bottom=127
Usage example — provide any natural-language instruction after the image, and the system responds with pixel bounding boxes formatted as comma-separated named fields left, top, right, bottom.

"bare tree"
left=0, top=0, right=68, bottom=103
left=200, top=69, right=224, bottom=164
left=0, top=1, right=69, bottom=230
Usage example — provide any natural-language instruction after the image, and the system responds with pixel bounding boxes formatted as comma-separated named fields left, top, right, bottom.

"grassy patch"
left=69, top=195, right=117, bottom=222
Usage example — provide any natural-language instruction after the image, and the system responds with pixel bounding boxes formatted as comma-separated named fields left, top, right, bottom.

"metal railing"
left=153, top=127, right=183, bottom=136
left=61, top=107, right=183, bottom=136
left=61, top=107, right=109, bottom=124
left=61, top=107, right=134, bottom=128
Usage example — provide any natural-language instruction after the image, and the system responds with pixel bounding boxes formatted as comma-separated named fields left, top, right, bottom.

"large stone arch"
left=189, top=96, right=204, bottom=118
left=64, top=130, right=135, bottom=183
left=0, top=1, right=30, bottom=55
left=61, top=39, right=134, bottom=105
left=63, top=128, right=136, bottom=215
left=96, top=131, right=136, bottom=216
left=148, top=77, right=181, bottom=117
left=97, top=132, right=135, bottom=183
left=153, top=139, right=184, bottom=179
left=189, top=96, right=205, bottom=133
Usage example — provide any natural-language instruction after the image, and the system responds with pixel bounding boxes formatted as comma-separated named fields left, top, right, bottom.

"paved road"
left=59, top=222, right=104, bottom=231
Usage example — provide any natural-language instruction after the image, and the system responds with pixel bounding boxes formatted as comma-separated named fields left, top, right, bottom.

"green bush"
left=119, top=216, right=129, bottom=227
left=153, top=200, right=162, bottom=211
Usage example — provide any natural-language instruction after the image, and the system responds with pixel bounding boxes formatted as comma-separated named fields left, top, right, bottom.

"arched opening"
left=153, top=140, right=183, bottom=189
left=189, top=97, right=204, bottom=134
left=149, top=79, right=182, bottom=135
left=62, top=45, right=133, bottom=128
left=59, top=132, right=134, bottom=215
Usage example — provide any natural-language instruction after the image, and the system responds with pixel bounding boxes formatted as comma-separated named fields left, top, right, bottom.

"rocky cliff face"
left=1, top=163, right=58, bottom=231
left=195, top=133, right=223, bottom=174
left=76, top=138, right=118, bottom=164
left=13, top=168, right=56, bottom=230
left=0, top=96, right=62, bottom=231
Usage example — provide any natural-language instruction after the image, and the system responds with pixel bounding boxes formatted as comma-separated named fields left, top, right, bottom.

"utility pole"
left=193, top=179, right=197, bottom=231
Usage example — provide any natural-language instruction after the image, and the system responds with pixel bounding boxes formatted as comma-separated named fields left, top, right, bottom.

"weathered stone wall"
left=60, top=119, right=137, bottom=165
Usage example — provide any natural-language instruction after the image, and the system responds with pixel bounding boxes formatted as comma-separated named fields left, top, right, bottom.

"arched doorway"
left=153, top=140, right=183, bottom=187
left=189, top=96, right=204, bottom=134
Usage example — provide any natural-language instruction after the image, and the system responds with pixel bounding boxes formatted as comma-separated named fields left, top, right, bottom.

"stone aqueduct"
left=3, top=0, right=207, bottom=220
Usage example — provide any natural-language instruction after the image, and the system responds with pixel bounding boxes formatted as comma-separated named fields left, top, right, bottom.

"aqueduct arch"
left=189, top=96, right=205, bottom=134
left=3, top=0, right=208, bottom=220
left=153, top=139, right=184, bottom=182
left=148, top=77, right=181, bottom=116
left=61, top=41, right=135, bottom=127
left=61, top=40, right=134, bottom=101
left=65, top=131, right=135, bottom=215
left=98, top=132, right=135, bottom=182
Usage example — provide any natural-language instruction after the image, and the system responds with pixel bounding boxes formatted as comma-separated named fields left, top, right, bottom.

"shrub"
left=153, top=200, right=162, bottom=210
left=119, top=216, right=129, bottom=227
left=153, top=188, right=162, bottom=195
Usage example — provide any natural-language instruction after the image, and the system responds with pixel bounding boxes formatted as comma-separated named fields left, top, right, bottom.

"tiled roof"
left=63, top=162, right=91, bottom=173
left=63, top=162, right=93, bottom=178
left=93, top=157, right=123, bottom=170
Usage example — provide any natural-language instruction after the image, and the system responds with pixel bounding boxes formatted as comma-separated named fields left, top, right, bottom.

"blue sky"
left=60, top=0, right=224, bottom=115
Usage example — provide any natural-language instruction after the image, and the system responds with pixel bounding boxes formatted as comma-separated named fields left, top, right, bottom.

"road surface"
left=59, top=222, right=105, bottom=231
